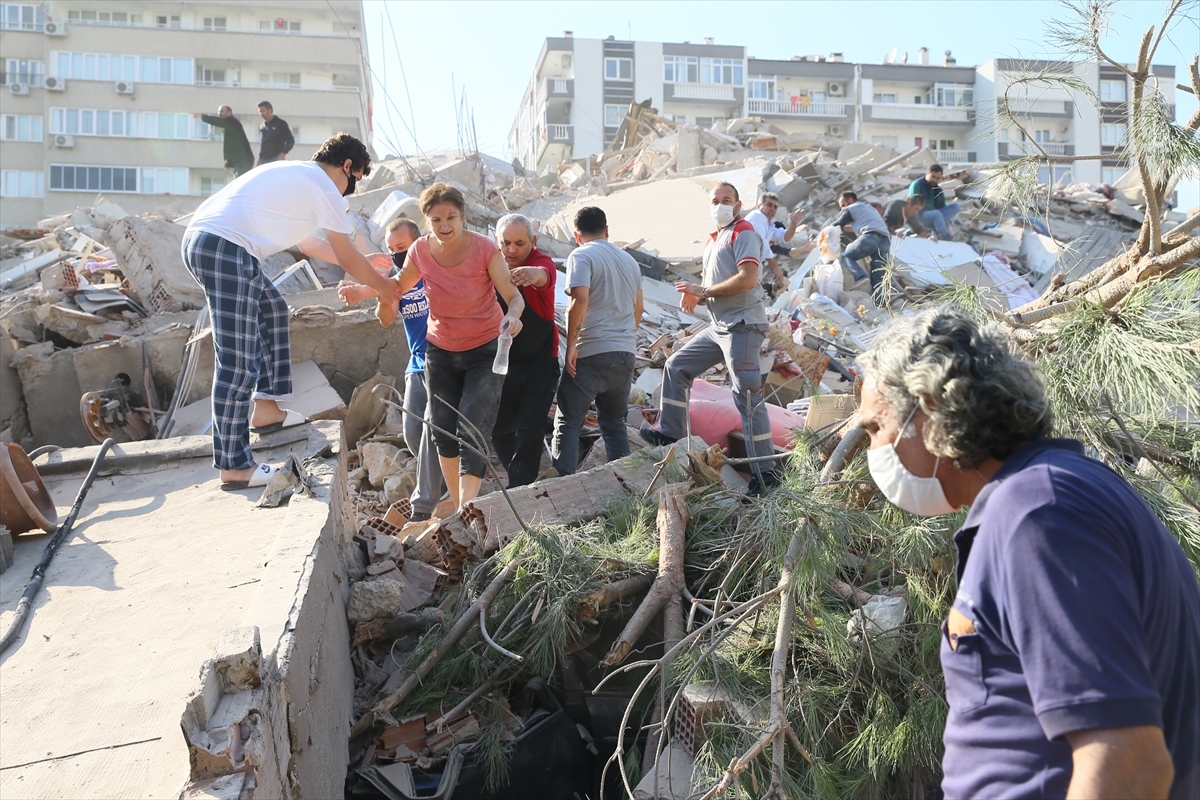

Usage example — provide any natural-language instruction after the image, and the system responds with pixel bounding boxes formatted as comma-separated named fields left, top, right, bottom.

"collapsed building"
left=0, top=95, right=1192, bottom=799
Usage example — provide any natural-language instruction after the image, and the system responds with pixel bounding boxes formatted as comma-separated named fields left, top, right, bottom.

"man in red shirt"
left=491, top=214, right=560, bottom=487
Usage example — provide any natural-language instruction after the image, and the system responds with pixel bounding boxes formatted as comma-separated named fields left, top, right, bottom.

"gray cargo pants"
left=654, top=323, right=776, bottom=469
left=403, top=371, right=445, bottom=518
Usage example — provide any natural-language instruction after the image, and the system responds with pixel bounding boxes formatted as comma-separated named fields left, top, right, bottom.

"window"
left=673, top=115, right=687, bottom=124
left=873, top=93, right=897, bottom=103
left=49, top=108, right=206, bottom=140
left=1101, top=122, right=1126, bottom=146
left=0, top=3, right=43, bottom=31
left=200, top=177, right=224, bottom=196
left=1033, top=129, right=1051, bottom=143
left=2, top=170, right=44, bottom=197
left=155, top=14, right=180, bottom=28
left=55, top=52, right=192, bottom=84
left=695, top=117, right=726, bottom=130
left=199, top=68, right=226, bottom=86
left=700, top=57, right=742, bottom=85
left=604, top=57, right=632, bottom=81
left=140, top=167, right=189, bottom=194
left=930, top=83, right=974, bottom=107
left=2, top=114, right=43, bottom=141
left=260, top=72, right=300, bottom=89
left=260, top=18, right=301, bottom=33
left=4, top=58, right=44, bottom=86
left=880, top=136, right=899, bottom=148
left=663, top=56, right=698, bottom=83
left=1099, top=80, right=1127, bottom=102
left=51, top=164, right=137, bottom=193
left=203, top=17, right=226, bottom=31
left=1101, top=167, right=1123, bottom=185
left=936, top=139, right=956, bottom=150
left=67, top=9, right=134, bottom=26
left=748, top=79, right=775, bottom=100
left=604, top=104, right=623, bottom=127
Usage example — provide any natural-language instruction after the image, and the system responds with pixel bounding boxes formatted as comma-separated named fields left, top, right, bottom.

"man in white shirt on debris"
left=743, top=192, right=807, bottom=291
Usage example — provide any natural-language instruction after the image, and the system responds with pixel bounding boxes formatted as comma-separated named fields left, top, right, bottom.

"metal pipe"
left=0, top=438, right=114, bottom=654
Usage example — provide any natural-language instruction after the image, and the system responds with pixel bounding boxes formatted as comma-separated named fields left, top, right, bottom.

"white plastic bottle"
left=492, top=332, right=512, bottom=375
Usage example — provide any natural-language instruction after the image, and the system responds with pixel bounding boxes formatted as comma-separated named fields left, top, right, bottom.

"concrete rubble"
left=1, top=97, right=1189, bottom=800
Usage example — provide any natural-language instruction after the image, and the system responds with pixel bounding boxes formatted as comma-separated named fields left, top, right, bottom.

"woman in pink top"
left=372, top=182, right=524, bottom=511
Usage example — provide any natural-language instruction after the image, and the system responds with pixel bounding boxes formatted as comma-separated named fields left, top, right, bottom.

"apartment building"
left=0, top=0, right=371, bottom=226
left=509, top=35, right=1175, bottom=187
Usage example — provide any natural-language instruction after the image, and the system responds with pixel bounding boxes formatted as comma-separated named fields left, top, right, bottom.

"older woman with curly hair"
left=857, top=306, right=1199, bottom=800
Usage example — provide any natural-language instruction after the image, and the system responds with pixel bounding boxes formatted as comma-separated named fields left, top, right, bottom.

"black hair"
left=574, top=206, right=608, bottom=236
left=312, top=133, right=372, bottom=177
left=841, top=191, right=858, bottom=203
left=257, top=100, right=273, bottom=110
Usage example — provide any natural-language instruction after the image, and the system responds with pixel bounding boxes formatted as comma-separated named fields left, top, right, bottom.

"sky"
left=361, top=0, right=1198, bottom=208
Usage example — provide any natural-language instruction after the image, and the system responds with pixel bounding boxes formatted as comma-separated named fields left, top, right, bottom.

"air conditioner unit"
left=828, top=81, right=845, bottom=97
left=45, top=76, right=66, bottom=91
left=115, top=81, right=134, bottom=94
left=53, top=134, right=74, bottom=148
left=43, top=20, right=66, bottom=36
left=561, top=54, right=572, bottom=69
left=9, top=82, right=30, bottom=96
left=827, top=124, right=846, bottom=137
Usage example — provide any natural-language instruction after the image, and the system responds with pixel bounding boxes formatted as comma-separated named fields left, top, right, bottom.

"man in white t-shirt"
left=743, top=193, right=807, bottom=291
left=183, top=133, right=400, bottom=490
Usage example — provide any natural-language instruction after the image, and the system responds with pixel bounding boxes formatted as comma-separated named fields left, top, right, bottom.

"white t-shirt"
left=744, top=208, right=785, bottom=260
left=186, top=161, right=352, bottom=261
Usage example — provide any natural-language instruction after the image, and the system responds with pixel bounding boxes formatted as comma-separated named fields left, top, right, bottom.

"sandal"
left=250, top=408, right=308, bottom=434
left=220, top=463, right=280, bottom=492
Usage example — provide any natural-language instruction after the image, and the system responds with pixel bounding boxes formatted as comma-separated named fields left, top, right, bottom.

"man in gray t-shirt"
left=831, top=190, right=891, bottom=305
left=640, top=182, right=779, bottom=495
left=551, top=207, right=644, bottom=475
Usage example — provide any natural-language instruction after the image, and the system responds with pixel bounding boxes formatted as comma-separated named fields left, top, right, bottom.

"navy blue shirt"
left=942, top=438, right=1200, bottom=799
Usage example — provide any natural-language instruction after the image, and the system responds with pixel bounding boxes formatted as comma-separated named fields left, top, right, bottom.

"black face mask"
left=390, top=250, right=407, bottom=269
left=343, top=169, right=357, bottom=197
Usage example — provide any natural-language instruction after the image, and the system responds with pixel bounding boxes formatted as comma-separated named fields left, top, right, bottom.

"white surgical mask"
left=710, top=203, right=736, bottom=228
left=867, top=406, right=959, bottom=516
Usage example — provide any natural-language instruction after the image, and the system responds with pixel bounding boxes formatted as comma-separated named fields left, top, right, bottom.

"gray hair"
left=858, top=306, right=1054, bottom=468
left=496, top=213, right=535, bottom=239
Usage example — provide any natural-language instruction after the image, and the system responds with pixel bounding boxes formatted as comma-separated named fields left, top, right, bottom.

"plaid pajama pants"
left=182, top=230, right=292, bottom=471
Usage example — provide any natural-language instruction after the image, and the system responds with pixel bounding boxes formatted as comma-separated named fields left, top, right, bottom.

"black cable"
left=0, top=438, right=114, bottom=654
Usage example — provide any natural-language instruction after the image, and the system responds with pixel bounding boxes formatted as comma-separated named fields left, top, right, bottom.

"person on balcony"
left=909, top=164, right=961, bottom=239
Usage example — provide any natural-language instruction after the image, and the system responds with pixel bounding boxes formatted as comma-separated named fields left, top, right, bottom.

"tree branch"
left=1146, top=0, right=1184, bottom=67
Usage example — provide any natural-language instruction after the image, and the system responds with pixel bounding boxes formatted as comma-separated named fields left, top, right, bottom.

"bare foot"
left=339, top=284, right=376, bottom=305
left=220, top=465, right=258, bottom=483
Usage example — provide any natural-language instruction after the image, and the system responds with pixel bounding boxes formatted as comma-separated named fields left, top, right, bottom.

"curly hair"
left=311, top=133, right=372, bottom=176
left=858, top=306, right=1054, bottom=468
left=419, top=182, right=465, bottom=217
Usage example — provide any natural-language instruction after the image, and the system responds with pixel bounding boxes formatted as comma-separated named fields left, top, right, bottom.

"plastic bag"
left=817, top=225, right=841, bottom=261
left=811, top=260, right=844, bottom=299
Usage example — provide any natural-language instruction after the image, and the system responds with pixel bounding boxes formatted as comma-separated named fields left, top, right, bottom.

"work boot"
left=638, top=427, right=678, bottom=447
left=745, top=469, right=784, bottom=498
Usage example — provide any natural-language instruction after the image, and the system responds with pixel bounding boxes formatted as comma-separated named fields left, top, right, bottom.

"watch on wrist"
left=701, top=286, right=709, bottom=300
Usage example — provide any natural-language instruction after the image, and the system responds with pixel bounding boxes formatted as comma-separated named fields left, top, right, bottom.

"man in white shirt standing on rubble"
left=640, top=182, right=780, bottom=496
left=743, top=192, right=806, bottom=292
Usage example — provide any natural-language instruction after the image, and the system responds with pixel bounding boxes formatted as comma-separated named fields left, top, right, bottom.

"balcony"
left=998, top=141, right=1075, bottom=158
left=667, top=82, right=736, bottom=101
left=1002, top=98, right=1074, bottom=117
left=864, top=103, right=974, bottom=124
left=747, top=99, right=849, bottom=118
left=932, top=149, right=976, bottom=163
left=545, top=77, right=574, bottom=98
left=546, top=124, right=573, bottom=143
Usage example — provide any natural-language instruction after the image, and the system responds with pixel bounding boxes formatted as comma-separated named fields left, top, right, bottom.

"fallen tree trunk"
left=578, top=574, right=656, bottom=623
left=602, top=483, right=690, bottom=667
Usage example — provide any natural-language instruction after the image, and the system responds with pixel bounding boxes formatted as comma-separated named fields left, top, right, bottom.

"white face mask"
left=867, top=406, right=959, bottom=516
left=710, top=202, right=736, bottom=228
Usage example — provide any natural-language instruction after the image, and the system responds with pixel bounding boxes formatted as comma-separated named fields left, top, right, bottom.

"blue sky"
left=362, top=0, right=1198, bottom=207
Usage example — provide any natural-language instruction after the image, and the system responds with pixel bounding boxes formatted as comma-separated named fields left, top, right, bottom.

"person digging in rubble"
left=340, top=218, right=445, bottom=521
left=909, top=164, right=961, bottom=239
left=858, top=306, right=1199, bottom=800
left=551, top=206, right=643, bottom=476
left=640, top=182, right=780, bottom=496
left=182, top=133, right=401, bottom=491
left=490, top=213, right=559, bottom=487
left=883, top=194, right=931, bottom=238
left=366, top=182, right=525, bottom=511
left=194, top=105, right=255, bottom=178
left=743, top=192, right=807, bottom=295
left=832, top=190, right=891, bottom=307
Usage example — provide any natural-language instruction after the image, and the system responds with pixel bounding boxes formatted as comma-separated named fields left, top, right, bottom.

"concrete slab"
left=0, top=422, right=352, bottom=799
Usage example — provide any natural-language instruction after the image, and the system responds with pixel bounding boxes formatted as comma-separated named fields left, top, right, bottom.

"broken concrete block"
left=361, top=441, right=405, bottom=487
left=181, top=772, right=247, bottom=800
left=347, top=578, right=405, bottom=624
left=89, top=200, right=128, bottom=229
left=108, top=216, right=205, bottom=313
left=382, top=472, right=415, bottom=506
left=212, top=626, right=262, bottom=692
left=0, top=335, right=23, bottom=425
left=399, top=558, right=446, bottom=611
left=371, top=531, right=403, bottom=563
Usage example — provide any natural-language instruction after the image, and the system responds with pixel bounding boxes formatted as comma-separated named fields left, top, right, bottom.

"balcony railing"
left=932, top=149, right=976, bottom=163
left=1002, top=98, right=1074, bottom=117
left=999, top=141, right=1075, bottom=158
left=546, top=124, right=572, bottom=142
left=550, top=78, right=570, bottom=94
left=747, top=99, right=849, bottom=117
left=866, top=103, right=973, bottom=122
left=670, top=82, right=736, bottom=101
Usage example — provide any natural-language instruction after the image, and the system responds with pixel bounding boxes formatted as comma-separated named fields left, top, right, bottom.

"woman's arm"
left=487, top=250, right=525, bottom=336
